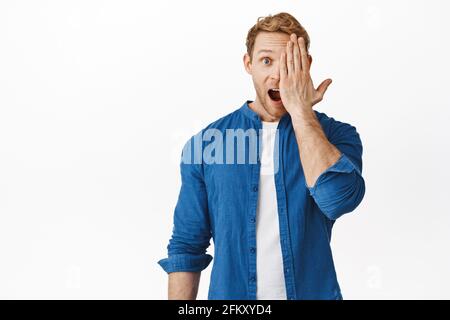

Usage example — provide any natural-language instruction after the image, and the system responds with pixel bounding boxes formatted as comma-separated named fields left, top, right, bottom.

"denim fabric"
left=158, top=100, right=365, bottom=300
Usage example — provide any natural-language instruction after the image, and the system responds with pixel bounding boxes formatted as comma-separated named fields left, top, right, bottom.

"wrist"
left=290, top=108, right=315, bottom=125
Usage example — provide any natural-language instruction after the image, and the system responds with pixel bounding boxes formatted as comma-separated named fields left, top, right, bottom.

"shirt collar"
left=239, top=100, right=291, bottom=127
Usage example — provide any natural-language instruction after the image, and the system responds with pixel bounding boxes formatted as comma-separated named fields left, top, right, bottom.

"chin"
left=266, top=96, right=285, bottom=112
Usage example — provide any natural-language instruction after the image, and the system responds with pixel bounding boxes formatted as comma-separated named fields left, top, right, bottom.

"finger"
left=280, top=52, right=287, bottom=79
left=286, top=41, right=294, bottom=75
left=316, top=79, right=332, bottom=97
left=291, top=34, right=301, bottom=73
left=298, top=37, right=310, bottom=73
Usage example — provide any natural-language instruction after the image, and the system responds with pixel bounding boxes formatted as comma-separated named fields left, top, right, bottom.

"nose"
left=270, top=63, right=280, bottom=81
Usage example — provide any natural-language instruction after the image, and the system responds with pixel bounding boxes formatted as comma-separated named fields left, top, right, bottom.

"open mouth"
left=268, top=88, right=281, bottom=102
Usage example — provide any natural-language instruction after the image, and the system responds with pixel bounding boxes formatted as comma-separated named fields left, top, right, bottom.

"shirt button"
left=250, top=247, right=256, bottom=253
left=286, top=268, right=290, bottom=273
left=253, top=186, right=258, bottom=192
left=250, top=276, right=256, bottom=282
left=250, top=217, right=256, bottom=223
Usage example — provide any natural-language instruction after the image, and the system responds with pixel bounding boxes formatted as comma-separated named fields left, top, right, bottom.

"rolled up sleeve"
left=307, top=121, right=366, bottom=220
left=157, top=135, right=213, bottom=273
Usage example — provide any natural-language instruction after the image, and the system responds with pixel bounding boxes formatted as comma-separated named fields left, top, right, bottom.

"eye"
left=262, top=57, right=271, bottom=65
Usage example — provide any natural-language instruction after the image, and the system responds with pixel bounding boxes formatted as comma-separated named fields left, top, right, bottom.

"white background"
left=1, top=0, right=449, bottom=299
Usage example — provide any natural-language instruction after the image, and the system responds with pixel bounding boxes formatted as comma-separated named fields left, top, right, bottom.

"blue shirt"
left=157, top=100, right=365, bottom=300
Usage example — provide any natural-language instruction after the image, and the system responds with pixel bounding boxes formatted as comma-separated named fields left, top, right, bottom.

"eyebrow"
left=256, top=49, right=274, bottom=55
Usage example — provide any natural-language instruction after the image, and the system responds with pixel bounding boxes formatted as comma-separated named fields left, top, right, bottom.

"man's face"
left=244, top=31, right=290, bottom=119
left=244, top=31, right=311, bottom=120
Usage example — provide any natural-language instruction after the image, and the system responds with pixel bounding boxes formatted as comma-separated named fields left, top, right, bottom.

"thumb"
left=316, top=78, right=332, bottom=97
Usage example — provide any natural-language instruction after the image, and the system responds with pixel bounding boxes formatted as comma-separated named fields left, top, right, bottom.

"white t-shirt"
left=256, top=121, right=287, bottom=300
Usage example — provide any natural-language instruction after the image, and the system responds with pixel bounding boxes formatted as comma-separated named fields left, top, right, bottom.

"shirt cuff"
left=157, top=253, right=213, bottom=273
left=307, top=153, right=359, bottom=195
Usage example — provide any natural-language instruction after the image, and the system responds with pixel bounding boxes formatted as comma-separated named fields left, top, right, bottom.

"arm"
left=293, top=114, right=365, bottom=220
left=168, top=272, right=201, bottom=300
left=291, top=110, right=341, bottom=188
left=157, top=134, right=213, bottom=299
left=280, top=33, right=365, bottom=220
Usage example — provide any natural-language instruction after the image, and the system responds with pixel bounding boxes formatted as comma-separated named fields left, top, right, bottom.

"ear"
left=243, top=53, right=252, bottom=75
left=308, top=54, right=313, bottom=66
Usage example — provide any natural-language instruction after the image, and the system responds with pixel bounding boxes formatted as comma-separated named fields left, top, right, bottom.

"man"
left=158, top=12, right=365, bottom=300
